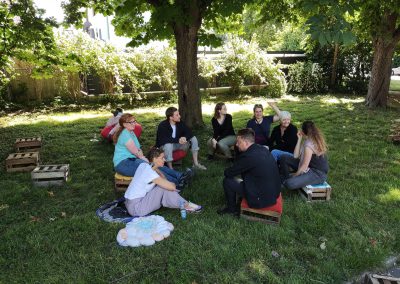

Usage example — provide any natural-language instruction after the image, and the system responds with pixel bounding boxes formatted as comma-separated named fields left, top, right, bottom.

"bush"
left=199, top=36, right=287, bottom=97
left=287, top=61, right=326, bottom=93
left=129, top=46, right=177, bottom=92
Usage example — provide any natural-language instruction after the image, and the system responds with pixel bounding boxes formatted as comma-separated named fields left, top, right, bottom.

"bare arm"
left=152, top=176, right=177, bottom=191
left=293, top=131, right=303, bottom=158
left=125, top=139, right=149, bottom=162
left=293, top=147, right=313, bottom=176
left=267, top=101, right=281, bottom=122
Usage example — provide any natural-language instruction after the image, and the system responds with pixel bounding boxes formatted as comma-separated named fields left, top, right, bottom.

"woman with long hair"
left=113, top=114, right=190, bottom=187
left=279, top=120, right=329, bottom=189
left=124, top=147, right=202, bottom=217
left=207, top=102, right=236, bottom=160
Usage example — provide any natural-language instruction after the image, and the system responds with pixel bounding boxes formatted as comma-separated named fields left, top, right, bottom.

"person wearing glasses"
left=100, top=108, right=142, bottom=142
left=124, top=147, right=202, bottom=217
left=246, top=102, right=281, bottom=146
left=113, top=113, right=191, bottom=188
left=156, top=107, right=207, bottom=170
left=207, top=102, right=236, bottom=160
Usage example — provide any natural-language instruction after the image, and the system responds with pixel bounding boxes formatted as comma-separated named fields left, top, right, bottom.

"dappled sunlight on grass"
left=248, top=259, right=268, bottom=275
left=377, top=188, right=400, bottom=203
left=1, top=112, right=108, bottom=127
left=320, top=97, right=364, bottom=105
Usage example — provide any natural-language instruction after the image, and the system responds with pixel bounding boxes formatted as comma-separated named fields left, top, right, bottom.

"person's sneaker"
left=193, top=163, right=207, bottom=170
left=217, top=207, right=240, bottom=217
left=185, top=202, right=203, bottom=213
left=207, top=154, right=214, bottom=161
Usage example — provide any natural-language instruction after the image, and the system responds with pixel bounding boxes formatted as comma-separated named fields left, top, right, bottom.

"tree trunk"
left=330, top=43, right=339, bottom=89
left=366, top=38, right=396, bottom=107
left=173, top=11, right=203, bottom=128
left=366, top=12, right=400, bottom=108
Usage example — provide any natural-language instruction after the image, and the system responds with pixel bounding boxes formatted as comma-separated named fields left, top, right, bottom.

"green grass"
left=0, top=95, right=399, bottom=283
left=390, top=79, right=400, bottom=91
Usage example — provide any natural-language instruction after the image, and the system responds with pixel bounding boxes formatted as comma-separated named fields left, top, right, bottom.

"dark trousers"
left=223, top=177, right=244, bottom=212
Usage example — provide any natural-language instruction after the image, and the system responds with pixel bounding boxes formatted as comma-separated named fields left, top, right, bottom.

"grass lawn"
left=0, top=95, right=399, bottom=283
left=390, top=79, right=400, bottom=91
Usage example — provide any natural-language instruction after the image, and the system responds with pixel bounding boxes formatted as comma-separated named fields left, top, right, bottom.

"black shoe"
left=178, top=168, right=194, bottom=186
left=217, top=207, right=240, bottom=217
left=207, top=154, right=214, bottom=161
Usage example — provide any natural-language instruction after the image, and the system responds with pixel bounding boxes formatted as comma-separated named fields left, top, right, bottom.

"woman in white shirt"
left=124, top=147, right=202, bottom=217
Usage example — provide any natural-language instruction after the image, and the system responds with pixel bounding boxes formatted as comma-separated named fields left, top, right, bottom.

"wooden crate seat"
left=240, top=194, right=283, bottom=225
left=114, top=173, right=133, bottom=193
left=300, top=182, right=332, bottom=202
left=14, top=137, right=42, bottom=152
left=6, top=152, right=40, bottom=173
left=31, top=164, right=69, bottom=186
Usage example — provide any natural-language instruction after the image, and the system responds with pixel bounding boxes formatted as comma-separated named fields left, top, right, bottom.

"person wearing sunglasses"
left=246, top=101, right=282, bottom=146
left=113, top=113, right=190, bottom=187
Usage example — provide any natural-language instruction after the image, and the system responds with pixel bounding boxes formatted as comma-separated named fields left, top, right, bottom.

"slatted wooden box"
left=14, top=137, right=42, bottom=152
left=363, top=273, right=400, bottom=284
left=241, top=208, right=281, bottom=225
left=300, top=182, right=332, bottom=202
left=6, top=152, right=40, bottom=172
left=240, top=195, right=283, bottom=225
left=31, top=164, right=69, bottom=186
left=114, top=173, right=132, bottom=193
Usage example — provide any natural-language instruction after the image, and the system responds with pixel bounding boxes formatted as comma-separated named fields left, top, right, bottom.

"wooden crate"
left=300, top=182, right=332, bottom=202
left=241, top=207, right=281, bottom=225
left=114, top=173, right=132, bottom=193
left=5, top=152, right=40, bottom=173
left=363, top=273, right=400, bottom=284
left=14, top=137, right=42, bottom=152
left=31, top=164, right=69, bottom=186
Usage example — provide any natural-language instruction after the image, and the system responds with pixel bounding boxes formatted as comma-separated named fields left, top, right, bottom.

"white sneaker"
left=185, top=202, right=203, bottom=213
left=193, top=163, right=207, bottom=170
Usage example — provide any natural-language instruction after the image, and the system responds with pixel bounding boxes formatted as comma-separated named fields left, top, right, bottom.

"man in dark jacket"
left=218, top=128, right=281, bottom=216
left=156, top=107, right=207, bottom=170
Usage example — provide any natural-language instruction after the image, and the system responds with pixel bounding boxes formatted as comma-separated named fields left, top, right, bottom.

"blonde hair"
left=113, top=113, right=135, bottom=144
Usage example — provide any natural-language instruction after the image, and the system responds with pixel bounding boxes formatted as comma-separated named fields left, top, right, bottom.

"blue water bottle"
left=180, top=201, right=187, bottom=220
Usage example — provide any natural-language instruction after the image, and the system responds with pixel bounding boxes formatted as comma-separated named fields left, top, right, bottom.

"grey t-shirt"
left=300, top=139, right=329, bottom=174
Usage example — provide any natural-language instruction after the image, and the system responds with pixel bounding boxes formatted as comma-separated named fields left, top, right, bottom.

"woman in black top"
left=269, top=111, right=298, bottom=161
left=207, top=102, right=236, bottom=160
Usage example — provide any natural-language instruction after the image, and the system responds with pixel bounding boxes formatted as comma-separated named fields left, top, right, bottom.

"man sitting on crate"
left=217, top=128, right=281, bottom=216
left=156, top=107, right=207, bottom=170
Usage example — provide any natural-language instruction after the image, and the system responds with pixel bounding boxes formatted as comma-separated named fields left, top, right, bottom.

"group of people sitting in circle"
left=102, top=100, right=329, bottom=218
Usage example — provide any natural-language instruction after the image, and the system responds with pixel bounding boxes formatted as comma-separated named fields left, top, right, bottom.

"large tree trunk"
left=172, top=7, right=203, bottom=128
left=366, top=12, right=400, bottom=108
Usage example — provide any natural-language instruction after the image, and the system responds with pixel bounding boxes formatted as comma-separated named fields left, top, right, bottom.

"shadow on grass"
left=0, top=95, right=399, bottom=283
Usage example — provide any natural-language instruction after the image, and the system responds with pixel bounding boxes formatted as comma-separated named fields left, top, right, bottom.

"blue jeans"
left=279, top=154, right=326, bottom=190
left=115, top=158, right=182, bottom=185
left=271, top=149, right=293, bottom=161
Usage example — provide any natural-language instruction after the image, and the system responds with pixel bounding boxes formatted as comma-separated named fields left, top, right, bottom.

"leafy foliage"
left=287, top=61, right=326, bottom=93
left=199, top=36, right=287, bottom=97
left=0, top=0, right=57, bottom=98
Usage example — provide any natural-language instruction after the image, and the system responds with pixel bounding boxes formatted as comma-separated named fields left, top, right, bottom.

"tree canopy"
left=63, top=0, right=252, bottom=127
